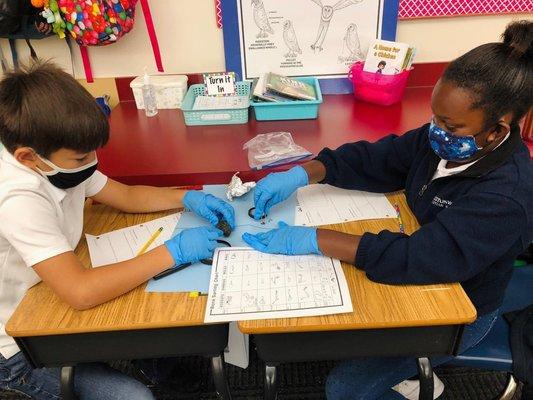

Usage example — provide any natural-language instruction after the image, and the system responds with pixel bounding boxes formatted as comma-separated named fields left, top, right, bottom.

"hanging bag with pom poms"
left=33, top=0, right=163, bottom=82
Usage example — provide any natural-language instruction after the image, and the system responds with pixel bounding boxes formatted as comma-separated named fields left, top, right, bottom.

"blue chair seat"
left=447, top=266, right=533, bottom=371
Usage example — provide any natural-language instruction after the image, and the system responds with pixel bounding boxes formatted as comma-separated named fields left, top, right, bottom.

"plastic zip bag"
left=243, top=132, right=312, bottom=170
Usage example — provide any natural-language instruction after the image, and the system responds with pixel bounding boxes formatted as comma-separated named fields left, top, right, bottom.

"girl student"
left=243, top=20, right=533, bottom=399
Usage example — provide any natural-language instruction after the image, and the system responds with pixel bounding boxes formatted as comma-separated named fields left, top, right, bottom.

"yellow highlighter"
left=137, top=227, right=163, bottom=256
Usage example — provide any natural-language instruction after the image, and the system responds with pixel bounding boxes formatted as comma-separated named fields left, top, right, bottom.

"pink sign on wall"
left=399, top=0, right=533, bottom=19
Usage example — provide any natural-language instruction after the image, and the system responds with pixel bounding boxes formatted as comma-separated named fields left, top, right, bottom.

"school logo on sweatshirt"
left=432, top=196, right=453, bottom=208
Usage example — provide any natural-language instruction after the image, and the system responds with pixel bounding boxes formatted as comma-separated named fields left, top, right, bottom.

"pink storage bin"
left=348, top=62, right=413, bottom=106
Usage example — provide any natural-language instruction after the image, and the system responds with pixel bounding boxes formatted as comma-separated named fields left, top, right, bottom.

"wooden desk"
left=238, top=192, right=477, bottom=400
left=7, top=194, right=476, bottom=400
left=6, top=204, right=231, bottom=400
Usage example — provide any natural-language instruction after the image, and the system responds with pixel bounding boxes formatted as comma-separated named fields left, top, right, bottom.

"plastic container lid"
left=130, top=75, right=188, bottom=88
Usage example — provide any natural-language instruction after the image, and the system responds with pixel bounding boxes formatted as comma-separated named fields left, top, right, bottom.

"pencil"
left=394, top=204, right=405, bottom=234
left=136, top=227, right=163, bottom=256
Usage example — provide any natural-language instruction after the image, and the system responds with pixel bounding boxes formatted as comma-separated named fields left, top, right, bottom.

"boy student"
left=0, top=63, right=235, bottom=399
left=244, top=20, right=533, bottom=399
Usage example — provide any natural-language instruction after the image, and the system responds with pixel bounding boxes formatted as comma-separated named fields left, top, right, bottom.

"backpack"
left=39, top=0, right=163, bottom=82
left=0, top=0, right=21, bottom=36
left=0, top=1, right=53, bottom=72
left=505, top=304, right=533, bottom=398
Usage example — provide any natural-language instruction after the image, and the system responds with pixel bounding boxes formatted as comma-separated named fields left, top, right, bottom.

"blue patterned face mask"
left=428, top=120, right=483, bottom=162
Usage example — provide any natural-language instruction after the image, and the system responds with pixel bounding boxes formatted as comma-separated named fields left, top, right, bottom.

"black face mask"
left=37, top=155, right=99, bottom=189
left=45, top=163, right=98, bottom=189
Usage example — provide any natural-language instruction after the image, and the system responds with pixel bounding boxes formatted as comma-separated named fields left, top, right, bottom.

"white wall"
left=1, top=1, right=530, bottom=78
left=396, top=13, right=531, bottom=62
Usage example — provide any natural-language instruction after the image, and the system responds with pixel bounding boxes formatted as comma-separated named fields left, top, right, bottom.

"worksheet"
left=85, top=213, right=181, bottom=267
left=294, top=184, right=396, bottom=226
left=146, top=184, right=297, bottom=293
left=204, top=247, right=353, bottom=323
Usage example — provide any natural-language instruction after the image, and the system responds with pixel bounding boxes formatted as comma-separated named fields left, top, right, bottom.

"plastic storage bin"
left=130, top=75, right=188, bottom=109
left=181, top=81, right=251, bottom=126
left=348, top=62, right=412, bottom=106
left=251, top=77, right=323, bottom=121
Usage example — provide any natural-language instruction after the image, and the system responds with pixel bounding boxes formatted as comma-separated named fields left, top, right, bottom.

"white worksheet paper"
left=204, top=247, right=353, bottom=323
left=295, top=184, right=396, bottom=226
left=85, top=213, right=181, bottom=267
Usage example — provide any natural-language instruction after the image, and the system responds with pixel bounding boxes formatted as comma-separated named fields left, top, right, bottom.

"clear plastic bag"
left=242, top=132, right=312, bottom=170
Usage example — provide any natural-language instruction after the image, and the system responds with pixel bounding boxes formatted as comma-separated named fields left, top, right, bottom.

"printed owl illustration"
left=342, top=23, right=363, bottom=61
left=310, top=0, right=363, bottom=51
left=251, top=0, right=274, bottom=38
left=283, top=20, right=302, bottom=58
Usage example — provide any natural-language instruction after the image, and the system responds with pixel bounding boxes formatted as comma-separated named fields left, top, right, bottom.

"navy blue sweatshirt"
left=315, top=123, right=533, bottom=316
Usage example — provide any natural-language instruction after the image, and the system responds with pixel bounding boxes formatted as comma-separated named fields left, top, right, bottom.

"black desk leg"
left=60, top=366, right=78, bottom=400
left=264, top=364, right=278, bottom=400
left=211, top=354, right=232, bottom=400
left=416, top=357, right=434, bottom=400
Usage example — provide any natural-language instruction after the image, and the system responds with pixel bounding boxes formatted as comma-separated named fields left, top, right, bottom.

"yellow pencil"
left=136, top=227, right=163, bottom=256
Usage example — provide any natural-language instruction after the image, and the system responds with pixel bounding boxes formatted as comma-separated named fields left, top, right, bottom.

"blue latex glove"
left=164, top=226, right=223, bottom=265
left=242, top=222, right=321, bottom=255
left=253, top=166, right=309, bottom=219
left=183, top=191, right=236, bottom=229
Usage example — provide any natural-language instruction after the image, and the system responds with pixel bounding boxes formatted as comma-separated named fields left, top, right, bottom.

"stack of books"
left=251, top=72, right=317, bottom=103
left=362, top=39, right=416, bottom=75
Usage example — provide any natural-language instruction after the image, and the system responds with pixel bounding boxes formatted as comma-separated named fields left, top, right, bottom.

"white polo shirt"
left=0, top=150, right=107, bottom=358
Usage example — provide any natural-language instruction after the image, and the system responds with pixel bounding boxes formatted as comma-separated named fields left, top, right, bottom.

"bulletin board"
left=221, top=0, right=400, bottom=94
left=398, top=0, right=533, bottom=19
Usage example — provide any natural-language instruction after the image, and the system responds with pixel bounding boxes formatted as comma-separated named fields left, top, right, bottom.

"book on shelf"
left=251, top=72, right=316, bottom=102
left=265, top=72, right=316, bottom=101
left=252, top=74, right=291, bottom=102
left=363, top=39, right=416, bottom=75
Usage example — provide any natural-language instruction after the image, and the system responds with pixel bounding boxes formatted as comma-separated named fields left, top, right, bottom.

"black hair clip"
left=152, top=262, right=191, bottom=280
left=248, top=207, right=267, bottom=222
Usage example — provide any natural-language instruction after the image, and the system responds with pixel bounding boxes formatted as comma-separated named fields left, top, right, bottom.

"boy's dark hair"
left=0, top=61, right=109, bottom=157
left=378, top=61, right=386, bottom=67
left=443, top=20, right=533, bottom=130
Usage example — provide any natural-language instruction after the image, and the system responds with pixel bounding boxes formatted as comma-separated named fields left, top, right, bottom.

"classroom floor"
left=0, top=347, right=523, bottom=400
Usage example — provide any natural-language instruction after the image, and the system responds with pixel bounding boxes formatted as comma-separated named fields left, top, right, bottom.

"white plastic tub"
left=130, top=75, right=188, bottom=109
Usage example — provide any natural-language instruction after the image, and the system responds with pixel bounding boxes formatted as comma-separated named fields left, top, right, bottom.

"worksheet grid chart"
left=210, top=249, right=344, bottom=316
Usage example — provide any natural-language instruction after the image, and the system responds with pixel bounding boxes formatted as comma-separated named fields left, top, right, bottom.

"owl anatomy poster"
left=222, top=0, right=399, bottom=92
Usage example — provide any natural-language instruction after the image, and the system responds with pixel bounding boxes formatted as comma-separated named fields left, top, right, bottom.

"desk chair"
left=446, top=265, right=533, bottom=399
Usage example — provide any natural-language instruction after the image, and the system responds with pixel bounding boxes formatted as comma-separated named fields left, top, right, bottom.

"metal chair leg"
left=416, top=357, right=434, bottom=400
left=264, top=364, right=278, bottom=400
left=494, top=373, right=518, bottom=400
left=211, top=354, right=232, bottom=400
left=60, top=366, right=78, bottom=400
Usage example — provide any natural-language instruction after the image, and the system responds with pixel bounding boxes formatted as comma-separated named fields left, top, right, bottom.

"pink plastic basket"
left=348, top=62, right=413, bottom=106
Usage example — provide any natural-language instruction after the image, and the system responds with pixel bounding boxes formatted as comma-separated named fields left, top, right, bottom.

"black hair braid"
left=443, top=20, right=532, bottom=130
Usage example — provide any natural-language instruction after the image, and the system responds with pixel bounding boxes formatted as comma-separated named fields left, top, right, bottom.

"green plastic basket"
left=181, top=81, right=251, bottom=126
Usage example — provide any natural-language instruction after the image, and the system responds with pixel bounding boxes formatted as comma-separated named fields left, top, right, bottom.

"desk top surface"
left=238, top=191, right=477, bottom=334
left=6, top=205, right=209, bottom=337
left=7, top=193, right=476, bottom=338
